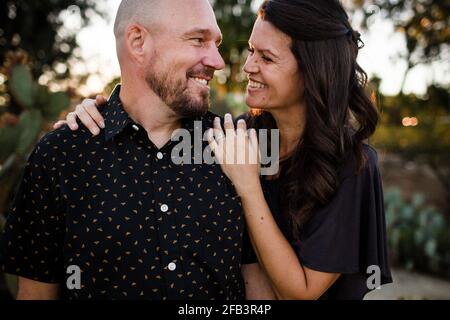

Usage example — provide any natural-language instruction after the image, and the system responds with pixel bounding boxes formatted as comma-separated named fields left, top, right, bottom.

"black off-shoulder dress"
left=259, top=144, right=393, bottom=300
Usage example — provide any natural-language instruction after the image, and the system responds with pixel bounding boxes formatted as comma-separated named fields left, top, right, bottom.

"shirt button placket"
left=153, top=153, right=184, bottom=299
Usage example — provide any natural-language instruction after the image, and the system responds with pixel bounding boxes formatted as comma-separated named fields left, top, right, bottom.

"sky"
left=73, top=0, right=449, bottom=97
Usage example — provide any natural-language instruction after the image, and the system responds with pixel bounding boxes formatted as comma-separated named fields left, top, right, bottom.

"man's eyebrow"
left=183, top=28, right=223, bottom=45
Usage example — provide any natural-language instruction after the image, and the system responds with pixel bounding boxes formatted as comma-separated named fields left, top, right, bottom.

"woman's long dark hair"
left=249, top=0, right=380, bottom=239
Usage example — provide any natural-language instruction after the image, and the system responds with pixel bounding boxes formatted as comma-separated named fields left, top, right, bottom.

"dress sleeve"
left=0, top=137, right=65, bottom=283
left=293, top=145, right=392, bottom=285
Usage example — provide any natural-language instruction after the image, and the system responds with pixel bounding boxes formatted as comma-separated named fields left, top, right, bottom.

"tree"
left=350, top=1, right=450, bottom=215
left=0, top=2, right=105, bottom=299
left=0, top=0, right=103, bottom=79
left=351, top=0, right=450, bottom=91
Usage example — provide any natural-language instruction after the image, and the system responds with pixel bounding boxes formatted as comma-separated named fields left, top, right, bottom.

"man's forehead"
left=159, top=0, right=220, bottom=30
left=160, top=0, right=216, bottom=19
left=183, top=27, right=223, bottom=41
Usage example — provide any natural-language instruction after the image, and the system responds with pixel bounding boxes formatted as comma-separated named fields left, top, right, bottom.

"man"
left=0, top=0, right=274, bottom=300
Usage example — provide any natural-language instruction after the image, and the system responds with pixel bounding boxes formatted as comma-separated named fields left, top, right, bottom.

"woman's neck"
left=269, top=104, right=306, bottom=159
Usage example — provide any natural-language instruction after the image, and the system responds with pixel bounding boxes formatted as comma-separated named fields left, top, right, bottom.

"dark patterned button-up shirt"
left=0, top=86, right=255, bottom=300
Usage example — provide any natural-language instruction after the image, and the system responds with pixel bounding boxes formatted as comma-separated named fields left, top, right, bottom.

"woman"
left=55, top=0, right=392, bottom=299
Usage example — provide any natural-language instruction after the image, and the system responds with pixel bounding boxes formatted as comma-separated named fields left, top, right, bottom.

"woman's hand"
left=207, top=113, right=261, bottom=195
left=53, top=95, right=107, bottom=136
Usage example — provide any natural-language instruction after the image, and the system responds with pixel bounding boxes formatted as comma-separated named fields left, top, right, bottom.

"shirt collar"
left=104, top=85, right=133, bottom=141
left=103, top=84, right=214, bottom=142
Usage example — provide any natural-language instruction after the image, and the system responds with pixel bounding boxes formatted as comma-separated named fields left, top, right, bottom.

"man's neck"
left=119, top=82, right=182, bottom=149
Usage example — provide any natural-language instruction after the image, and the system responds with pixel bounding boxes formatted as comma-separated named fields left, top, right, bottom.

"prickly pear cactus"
left=1, top=63, right=70, bottom=160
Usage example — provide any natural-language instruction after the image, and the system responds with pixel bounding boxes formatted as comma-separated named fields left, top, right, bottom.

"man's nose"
left=203, top=46, right=226, bottom=71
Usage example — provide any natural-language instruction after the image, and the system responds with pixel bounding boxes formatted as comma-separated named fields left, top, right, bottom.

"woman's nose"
left=243, top=54, right=259, bottom=74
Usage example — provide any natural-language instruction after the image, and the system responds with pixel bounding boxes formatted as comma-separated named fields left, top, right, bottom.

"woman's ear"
left=124, top=23, right=152, bottom=64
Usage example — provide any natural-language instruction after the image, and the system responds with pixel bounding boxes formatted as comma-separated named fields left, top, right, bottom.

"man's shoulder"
left=34, top=123, right=98, bottom=157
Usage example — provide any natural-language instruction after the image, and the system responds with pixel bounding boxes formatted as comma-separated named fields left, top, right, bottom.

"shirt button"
left=168, top=262, right=177, bottom=271
left=160, top=204, right=169, bottom=212
left=156, top=152, right=164, bottom=160
left=132, top=124, right=139, bottom=131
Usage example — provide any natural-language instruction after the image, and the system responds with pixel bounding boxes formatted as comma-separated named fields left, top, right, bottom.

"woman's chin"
left=246, top=97, right=264, bottom=110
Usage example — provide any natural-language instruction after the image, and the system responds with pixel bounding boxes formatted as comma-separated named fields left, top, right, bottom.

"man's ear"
left=124, top=23, right=152, bottom=64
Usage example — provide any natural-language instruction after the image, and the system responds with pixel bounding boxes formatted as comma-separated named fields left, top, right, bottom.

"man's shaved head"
left=114, top=0, right=225, bottom=119
left=114, top=0, right=162, bottom=40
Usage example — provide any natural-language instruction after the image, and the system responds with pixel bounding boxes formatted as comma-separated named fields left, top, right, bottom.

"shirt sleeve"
left=0, top=137, right=65, bottom=283
left=293, top=145, right=392, bottom=285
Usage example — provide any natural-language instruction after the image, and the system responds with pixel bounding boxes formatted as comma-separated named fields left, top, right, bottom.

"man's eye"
left=247, top=47, right=255, bottom=54
left=262, top=56, right=273, bottom=62
left=192, top=38, right=204, bottom=44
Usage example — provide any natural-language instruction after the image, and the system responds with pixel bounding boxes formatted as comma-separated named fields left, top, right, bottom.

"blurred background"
left=0, top=0, right=449, bottom=300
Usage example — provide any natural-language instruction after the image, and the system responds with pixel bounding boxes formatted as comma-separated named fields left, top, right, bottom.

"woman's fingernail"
left=100, top=122, right=105, bottom=128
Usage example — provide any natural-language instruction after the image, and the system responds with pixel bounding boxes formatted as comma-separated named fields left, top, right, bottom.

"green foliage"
left=9, top=64, right=34, bottom=109
left=210, top=88, right=249, bottom=117
left=0, top=61, right=71, bottom=298
left=372, top=84, right=450, bottom=215
left=0, top=62, right=70, bottom=220
left=0, top=64, right=70, bottom=163
left=0, top=1, right=103, bottom=79
left=3, top=274, right=17, bottom=299
left=213, top=0, right=256, bottom=91
left=16, top=110, right=44, bottom=156
left=385, top=188, right=450, bottom=277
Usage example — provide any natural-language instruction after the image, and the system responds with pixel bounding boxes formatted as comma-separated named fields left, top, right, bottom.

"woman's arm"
left=241, top=263, right=277, bottom=300
left=240, top=184, right=340, bottom=300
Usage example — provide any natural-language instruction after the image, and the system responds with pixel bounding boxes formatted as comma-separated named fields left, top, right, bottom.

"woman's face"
left=244, top=17, right=304, bottom=111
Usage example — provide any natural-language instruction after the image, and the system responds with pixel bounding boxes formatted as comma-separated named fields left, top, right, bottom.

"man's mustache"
left=187, top=67, right=215, bottom=80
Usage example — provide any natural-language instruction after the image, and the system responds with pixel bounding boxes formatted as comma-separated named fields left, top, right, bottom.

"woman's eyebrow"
left=249, top=42, right=279, bottom=58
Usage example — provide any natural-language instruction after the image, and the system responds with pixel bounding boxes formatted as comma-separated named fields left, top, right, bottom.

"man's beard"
left=145, top=65, right=213, bottom=119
